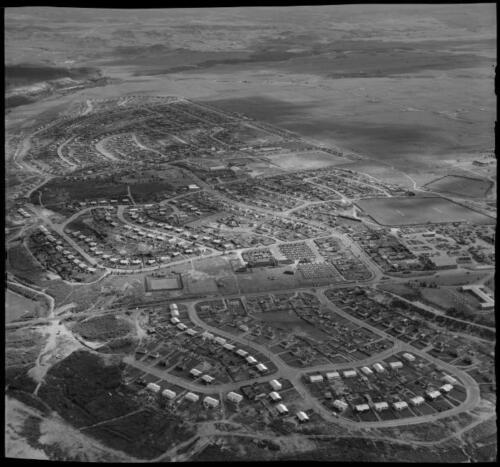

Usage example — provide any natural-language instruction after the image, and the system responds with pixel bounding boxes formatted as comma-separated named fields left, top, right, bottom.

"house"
left=203, top=396, right=219, bottom=408
left=296, top=411, right=309, bottom=422
left=374, top=401, right=389, bottom=412
left=170, top=317, right=180, bottom=325
left=162, top=389, right=176, bottom=400
left=201, top=374, right=215, bottom=384
left=214, top=336, right=227, bottom=345
left=343, top=370, right=357, bottom=378
left=426, top=389, right=441, bottom=400
left=246, top=356, right=257, bottom=365
left=389, top=361, right=403, bottom=370
left=226, top=392, right=243, bottom=404
left=256, top=363, right=268, bottom=373
left=236, top=349, right=248, bottom=357
left=361, top=366, right=373, bottom=376
left=403, top=352, right=416, bottom=362
left=309, top=374, right=324, bottom=383
left=373, top=363, right=385, bottom=373
left=355, top=404, right=370, bottom=413
left=269, top=391, right=282, bottom=402
left=190, top=368, right=202, bottom=378
left=440, top=384, right=453, bottom=393
left=276, top=403, right=288, bottom=415
left=171, top=309, right=180, bottom=318
left=333, top=399, right=348, bottom=411
left=176, top=323, right=187, bottom=331
left=186, top=328, right=197, bottom=336
left=442, top=374, right=457, bottom=385
left=185, top=392, right=199, bottom=403
left=410, top=396, right=425, bottom=406
left=270, top=379, right=282, bottom=391
left=223, top=343, right=236, bottom=351
left=393, top=401, right=408, bottom=411
left=326, top=371, right=340, bottom=380
left=146, top=382, right=161, bottom=393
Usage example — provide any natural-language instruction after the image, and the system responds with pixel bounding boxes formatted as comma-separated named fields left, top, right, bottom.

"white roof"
left=269, top=391, right=282, bottom=401
left=403, top=352, right=415, bottom=361
left=190, top=368, right=202, bottom=376
left=203, top=396, right=219, bottom=407
left=296, top=411, right=309, bottom=421
left=355, top=404, right=370, bottom=412
left=426, top=389, right=441, bottom=399
left=246, top=356, right=257, bottom=364
left=374, top=401, right=389, bottom=410
left=270, top=379, right=282, bottom=390
left=393, top=401, right=408, bottom=410
left=309, top=374, right=324, bottom=382
left=146, top=382, right=161, bottom=393
left=236, top=349, right=248, bottom=357
left=333, top=399, right=348, bottom=410
left=185, top=392, right=199, bottom=402
left=227, top=392, right=243, bottom=403
left=373, top=363, right=385, bottom=371
left=343, top=370, right=357, bottom=377
left=170, top=317, right=180, bottom=324
left=276, top=403, right=288, bottom=413
left=389, top=361, right=403, bottom=368
left=440, top=384, right=453, bottom=392
left=162, top=389, right=176, bottom=399
left=361, top=366, right=373, bottom=375
left=410, top=396, right=425, bottom=405
left=442, top=374, right=457, bottom=384
left=256, top=363, right=268, bottom=372
left=326, top=371, right=340, bottom=379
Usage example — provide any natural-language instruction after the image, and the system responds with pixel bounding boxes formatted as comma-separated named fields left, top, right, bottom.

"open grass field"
left=5, top=289, right=39, bottom=323
left=424, top=175, right=493, bottom=198
left=266, top=151, right=348, bottom=171
left=357, top=196, right=495, bottom=225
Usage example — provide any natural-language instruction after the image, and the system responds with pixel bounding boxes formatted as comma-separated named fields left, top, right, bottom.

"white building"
left=326, top=371, right=340, bottom=380
left=333, top=399, right=348, bottom=411
left=393, top=401, right=408, bottom=411
left=223, top=343, right=236, bottom=351
left=426, top=389, right=441, bottom=400
left=176, top=323, right=187, bottom=331
left=276, top=403, right=288, bottom=414
left=309, top=374, right=324, bottom=383
left=343, top=370, right=357, bottom=378
left=410, top=396, right=425, bottom=406
left=355, top=404, right=370, bottom=413
left=186, top=328, right=197, bottom=336
left=203, top=396, right=219, bottom=408
left=171, top=309, right=180, bottom=318
left=389, top=361, right=403, bottom=370
left=442, top=374, right=457, bottom=385
left=270, top=379, right=282, bottom=391
left=373, top=363, right=385, bottom=373
left=246, top=356, right=257, bottom=365
left=236, top=349, right=248, bottom=357
left=146, top=382, right=161, bottom=393
left=162, top=389, right=176, bottom=400
left=185, top=392, right=199, bottom=403
left=440, top=384, right=453, bottom=393
left=190, top=368, right=202, bottom=378
left=256, top=363, right=268, bottom=373
left=214, top=337, right=227, bottom=345
left=403, top=352, right=416, bottom=362
left=361, top=366, right=373, bottom=376
left=226, top=392, right=243, bottom=404
left=269, top=391, right=282, bottom=402
left=296, top=411, right=309, bottom=422
left=374, top=401, right=389, bottom=412
left=201, top=374, right=215, bottom=384
left=170, top=317, right=180, bottom=325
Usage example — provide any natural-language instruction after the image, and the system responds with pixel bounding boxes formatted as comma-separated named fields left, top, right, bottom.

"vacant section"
left=356, top=196, right=495, bottom=226
left=424, top=175, right=493, bottom=198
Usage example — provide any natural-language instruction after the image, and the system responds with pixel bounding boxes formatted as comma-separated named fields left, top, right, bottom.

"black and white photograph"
left=4, top=3, right=496, bottom=462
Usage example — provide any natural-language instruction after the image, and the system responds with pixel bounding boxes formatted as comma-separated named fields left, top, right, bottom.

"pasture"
left=356, top=196, right=495, bottom=226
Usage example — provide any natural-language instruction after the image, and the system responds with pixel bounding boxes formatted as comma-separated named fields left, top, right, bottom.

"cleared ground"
left=356, top=196, right=495, bottom=225
left=5, top=289, right=39, bottom=323
left=424, top=175, right=493, bottom=198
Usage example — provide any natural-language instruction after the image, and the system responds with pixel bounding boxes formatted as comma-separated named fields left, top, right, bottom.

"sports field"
left=356, top=196, right=495, bottom=226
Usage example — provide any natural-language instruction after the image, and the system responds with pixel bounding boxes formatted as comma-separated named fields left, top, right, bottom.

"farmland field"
left=356, top=196, right=495, bottom=226
left=266, top=151, right=348, bottom=170
left=424, top=175, right=493, bottom=198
